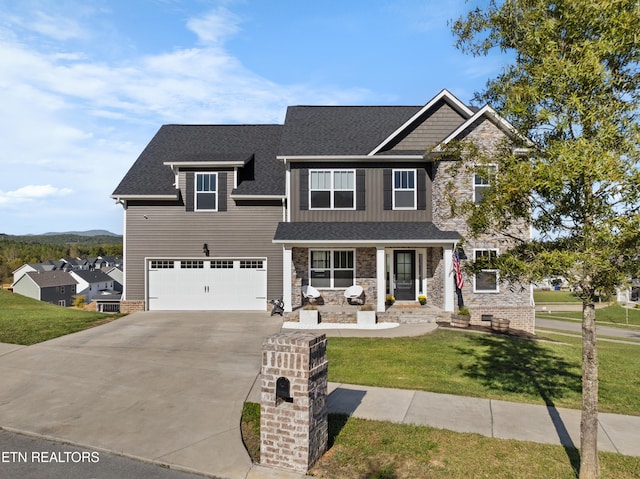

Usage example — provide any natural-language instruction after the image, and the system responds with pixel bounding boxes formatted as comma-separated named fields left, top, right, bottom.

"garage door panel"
left=147, top=259, right=267, bottom=311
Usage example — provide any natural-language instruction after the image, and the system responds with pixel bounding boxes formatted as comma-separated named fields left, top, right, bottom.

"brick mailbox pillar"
left=260, top=331, right=328, bottom=473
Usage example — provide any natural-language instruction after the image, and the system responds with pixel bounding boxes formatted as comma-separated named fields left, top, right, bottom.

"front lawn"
left=327, top=329, right=640, bottom=416
left=243, top=329, right=640, bottom=477
left=533, top=289, right=581, bottom=303
left=0, top=289, right=122, bottom=345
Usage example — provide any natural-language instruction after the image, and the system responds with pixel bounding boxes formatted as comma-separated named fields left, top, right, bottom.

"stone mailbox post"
left=260, top=331, right=328, bottom=473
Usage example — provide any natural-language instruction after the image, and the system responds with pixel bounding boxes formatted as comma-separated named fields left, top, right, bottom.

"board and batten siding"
left=390, top=99, right=468, bottom=150
left=123, top=170, right=283, bottom=308
left=291, top=165, right=432, bottom=223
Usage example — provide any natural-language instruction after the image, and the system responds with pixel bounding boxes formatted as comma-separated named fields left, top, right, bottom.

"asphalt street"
left=0, top=429, right=210, bottom=479
left=536, top=316, right=640, bottom=342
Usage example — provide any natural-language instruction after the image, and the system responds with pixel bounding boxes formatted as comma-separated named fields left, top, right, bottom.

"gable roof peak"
left=368, top=89, right=475, bottom=156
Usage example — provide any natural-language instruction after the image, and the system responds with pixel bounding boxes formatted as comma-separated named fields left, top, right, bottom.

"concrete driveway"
left=0, top=311, right=284, bottom=479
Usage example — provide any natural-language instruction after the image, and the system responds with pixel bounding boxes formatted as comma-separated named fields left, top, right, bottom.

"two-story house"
left=12, top=270, right=78, bottom=307
left=112, top=90, right=534, bottom=331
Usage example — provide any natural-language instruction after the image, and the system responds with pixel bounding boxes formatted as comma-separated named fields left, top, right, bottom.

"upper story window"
left=474, top=165, right=496, bottom=203
left=309, top=170, right=355, bottom=209
left=196, top=173, right=218, bottom=211
left=473, top=249, right=499, bottom=293
left=393, top=169, right=416, bottom=209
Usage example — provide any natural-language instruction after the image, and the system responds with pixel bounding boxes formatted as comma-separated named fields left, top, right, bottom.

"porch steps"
left=378, top=303, right=451, bottom=324
left=286, top=303, right=452, bottom=325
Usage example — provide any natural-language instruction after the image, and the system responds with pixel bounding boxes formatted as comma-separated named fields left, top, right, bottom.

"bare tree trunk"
left=580, top=301, right=599, bottom=479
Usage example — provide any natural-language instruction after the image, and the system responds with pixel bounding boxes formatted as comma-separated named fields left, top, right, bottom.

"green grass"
left=327, top=329, right=640, bottom=416
left=310, top=415, right=640, bottom=478
left=242, top=329, right=640, bottom=477
left=241, top=409, right=640, bottom=478
left=533, top=290, right=581, bottom=303
left=540, top=304, right=640, bottom=327
left=0, top=289, right=122, bottom=345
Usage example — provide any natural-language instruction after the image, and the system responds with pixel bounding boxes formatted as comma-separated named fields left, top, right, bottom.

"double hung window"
left=310, top=250, right=354, bottom=288
left=474, top=165, right=496, bottom=203
left=309, top=170, right=355, bottom=209
left=393, top=169, right=416, bottom=209
left=474, top=249, right=499, bottom=292
left=195, top=173, right=217, bottom=211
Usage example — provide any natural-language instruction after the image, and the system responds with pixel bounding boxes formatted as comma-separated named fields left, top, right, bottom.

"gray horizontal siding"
left=124, top=181, right=283, bottom=307
left=291, top=167, right=432, bottom=222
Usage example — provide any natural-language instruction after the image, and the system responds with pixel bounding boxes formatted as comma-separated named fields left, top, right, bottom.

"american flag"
left=453, top=252, right=464, bottom=290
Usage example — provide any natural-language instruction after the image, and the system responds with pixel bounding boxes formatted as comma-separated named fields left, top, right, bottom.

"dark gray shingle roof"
left=26, top=271, right=78, bottom=288
left=273, top=222, right=461, bottom=242
left=278, top=106, right=422, bottom=156
left=112, top=124, right=284, bottom=197
left=71, top=270, right=113, bottom=283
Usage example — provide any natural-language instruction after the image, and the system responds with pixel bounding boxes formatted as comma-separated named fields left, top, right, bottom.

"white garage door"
left=147, top=259, right=267, bottom=311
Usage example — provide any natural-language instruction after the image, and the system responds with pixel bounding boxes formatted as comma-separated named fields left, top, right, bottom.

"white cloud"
left=186, top=7, right=242, bottom=46
left=0, top=4, right=376, bottom=234
left=0, top=185, right=73, bottom=206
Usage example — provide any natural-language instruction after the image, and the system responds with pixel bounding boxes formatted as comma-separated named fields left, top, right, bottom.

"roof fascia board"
left=278, top=155, right=425, bottom=163
left=368, top=89, right=475, bottom=156
left=272, top=239, right=459, bottom=246
left=432, top=105, right=533, bottom=153
left=110, top=194, right=177, bottom=200
left=230, top=194, right=286, bottom=200
left=163, top=161, right=248, bottom=168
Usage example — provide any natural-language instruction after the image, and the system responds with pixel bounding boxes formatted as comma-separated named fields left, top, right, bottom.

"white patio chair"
left=301, top=285, right=321, bottom=304
left=344, top=284, right=364, bottom=305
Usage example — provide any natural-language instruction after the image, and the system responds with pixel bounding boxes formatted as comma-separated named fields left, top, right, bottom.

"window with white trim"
left=309, top=250, right=354, bottom=288
left=393, top=169, right=416, bottom=209
left=474, top=165, right=496, bottom=203
left=309, top=170, right=355, bottom=209
left=474, top=249, right=499, bottom=292
left=195, top=172, right=218, bottom=211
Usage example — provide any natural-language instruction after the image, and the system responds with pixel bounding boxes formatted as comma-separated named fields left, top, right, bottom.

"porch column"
left=376, top=246, right=386, bottom=312
left=443, top=244, right=454, bottom=312
left=283, top=246, right=293, bottom=312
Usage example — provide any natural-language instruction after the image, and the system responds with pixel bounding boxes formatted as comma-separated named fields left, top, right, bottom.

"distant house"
left=70, top=270, right=115, bottom=302
left=12, top=271, right=78, bottom=307
left=103, top=266, right=124, bottom=293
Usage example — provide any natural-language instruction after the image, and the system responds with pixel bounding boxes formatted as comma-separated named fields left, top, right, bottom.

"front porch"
left=282, top=244, right=459, bottom=314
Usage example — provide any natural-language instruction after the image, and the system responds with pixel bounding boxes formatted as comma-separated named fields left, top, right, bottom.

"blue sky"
left=0, top=0, right=508, bottom=235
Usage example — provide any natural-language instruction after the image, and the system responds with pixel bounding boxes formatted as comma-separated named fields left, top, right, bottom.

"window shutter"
left=417, top=168, right=427, bottom=210
left=299, top=169, right=309, bottom=210
left=218, top=172, right=227, bottom=212
left=356, top=169, right=366, bottom=210
left=186, top=172, right=194, bottom=212
left=383, top=169, right=392, bottom=210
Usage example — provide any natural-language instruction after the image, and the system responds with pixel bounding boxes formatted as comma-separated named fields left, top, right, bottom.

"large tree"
left=449, top=1, right=640, bottom=478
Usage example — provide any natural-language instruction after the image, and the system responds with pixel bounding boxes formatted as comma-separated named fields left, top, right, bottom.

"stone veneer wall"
left=291, top=247, right=377, bottom=307
left=431, top=118, right=534, bottom=333
left=260, top=332, right=328, bottom=473
left=119, top=300, right=145, bottom=314
left=426, top=247, right=444, bottom=309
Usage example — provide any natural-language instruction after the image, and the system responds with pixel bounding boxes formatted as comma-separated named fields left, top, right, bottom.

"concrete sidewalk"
left=248, top=382, right=640, bottom=478
left=325, top=383, right=640, bottom=457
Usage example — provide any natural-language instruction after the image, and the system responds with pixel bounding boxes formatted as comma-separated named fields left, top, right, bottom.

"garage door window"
left=181, top=260, right=204, bottom=268
left=240, top=260, right=264, bottom=269
left=151, top=260, right=174, bottom=269
left=212, top=260, right=233, bottom=268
